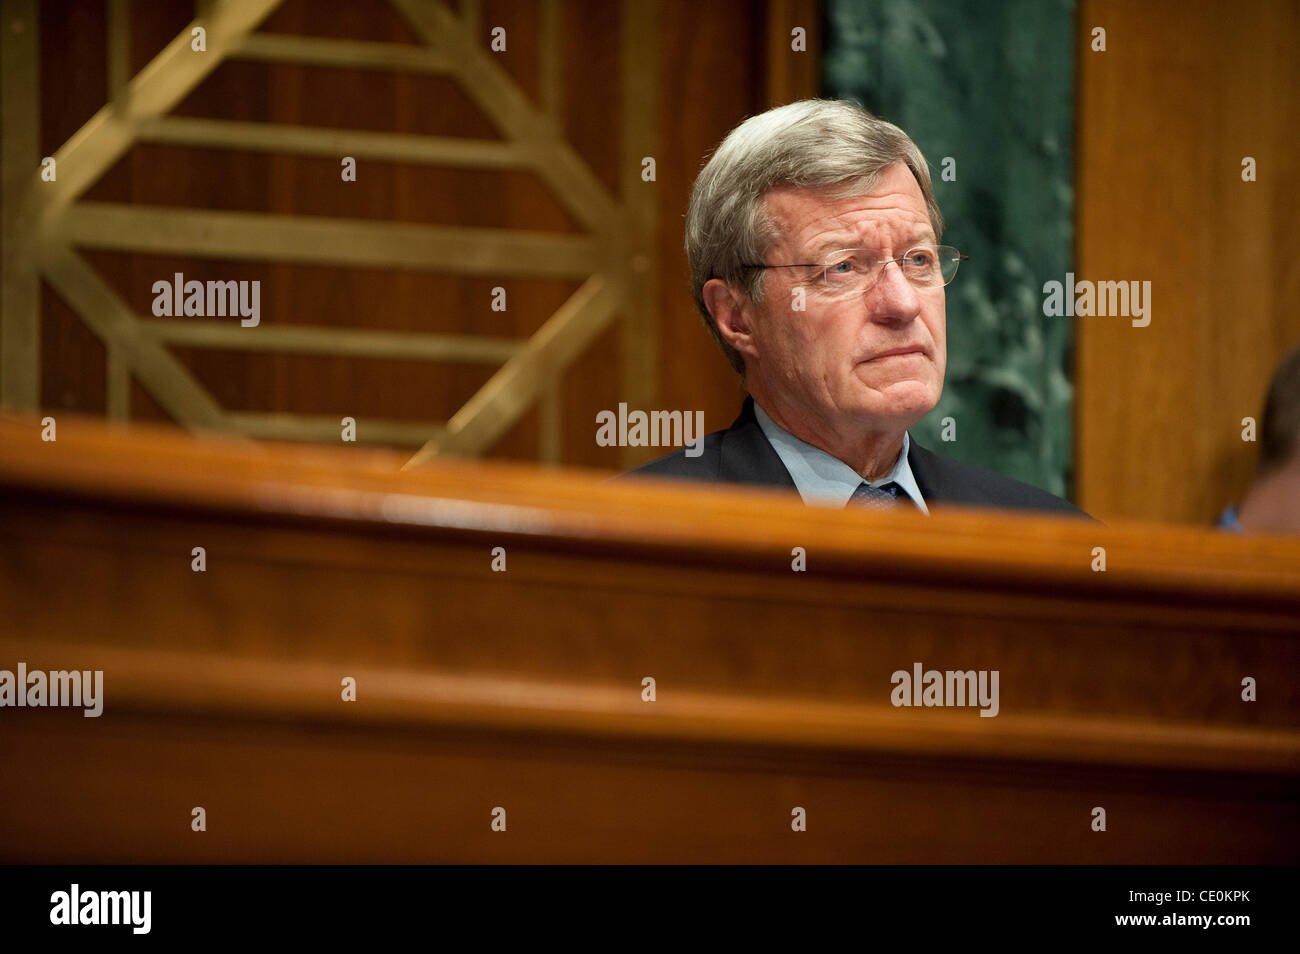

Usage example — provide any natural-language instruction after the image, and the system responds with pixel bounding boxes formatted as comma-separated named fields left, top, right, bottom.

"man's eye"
left=905, top=250, right=936, bottom=266
left=829, top=260, right=855, bottom=275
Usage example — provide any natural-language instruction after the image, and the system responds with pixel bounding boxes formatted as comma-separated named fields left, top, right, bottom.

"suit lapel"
left=907, top=438, right=965, bottom=505
left=719, top=397, right=798, bottom=488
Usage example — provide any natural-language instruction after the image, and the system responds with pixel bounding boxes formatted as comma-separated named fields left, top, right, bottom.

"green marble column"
left=825, top=0, right=1077, bottom=497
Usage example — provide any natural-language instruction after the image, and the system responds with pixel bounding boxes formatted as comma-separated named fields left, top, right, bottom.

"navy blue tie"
left=849, top=481, right=904, bottom=510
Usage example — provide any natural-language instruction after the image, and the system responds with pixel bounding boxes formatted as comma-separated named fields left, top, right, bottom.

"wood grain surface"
left=1, top=413, right=1297, bottom=862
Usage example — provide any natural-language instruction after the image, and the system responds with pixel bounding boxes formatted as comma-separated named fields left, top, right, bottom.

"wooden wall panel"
left=650, top=0, right=768, bottom=436
left=1076, top=0, right=1300, bottom=525
left=24, top=0, right=778, bottom=469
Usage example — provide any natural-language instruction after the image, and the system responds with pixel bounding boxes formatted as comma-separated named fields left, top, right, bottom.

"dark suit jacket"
left=621, top=397, right=1091, bottom=518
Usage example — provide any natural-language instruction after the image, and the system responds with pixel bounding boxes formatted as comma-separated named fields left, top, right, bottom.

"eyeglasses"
left=741, top=244, right=968, bottom=295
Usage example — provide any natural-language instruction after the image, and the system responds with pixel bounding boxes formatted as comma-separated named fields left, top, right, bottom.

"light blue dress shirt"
left=1216, top=505, right=1244, bottom=532
left=752, top=402, right=929, bottom=514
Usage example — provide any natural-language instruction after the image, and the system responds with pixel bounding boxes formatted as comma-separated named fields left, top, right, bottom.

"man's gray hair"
left=685, top=99, right=944, bottom=376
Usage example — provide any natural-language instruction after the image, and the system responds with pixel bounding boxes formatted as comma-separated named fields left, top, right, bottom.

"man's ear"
left=703, top=278, right=760, bottom=363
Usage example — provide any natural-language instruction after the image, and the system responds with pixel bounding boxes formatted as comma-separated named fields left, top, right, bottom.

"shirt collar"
left=752, top=401, right=929, bottom=514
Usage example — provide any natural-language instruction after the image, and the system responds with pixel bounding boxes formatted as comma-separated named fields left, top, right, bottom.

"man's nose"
left=866, top=260, right=924, bottom=323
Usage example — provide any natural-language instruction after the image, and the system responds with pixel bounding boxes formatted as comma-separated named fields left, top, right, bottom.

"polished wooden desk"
left=1, top=414, right=1297, bottom=862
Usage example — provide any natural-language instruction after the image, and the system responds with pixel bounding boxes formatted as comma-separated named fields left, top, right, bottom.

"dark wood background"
left=35, top=0, right=788, bottom=466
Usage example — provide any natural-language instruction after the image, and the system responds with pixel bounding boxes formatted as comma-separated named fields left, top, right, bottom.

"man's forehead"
left=764, top=175, right=932, bottom=253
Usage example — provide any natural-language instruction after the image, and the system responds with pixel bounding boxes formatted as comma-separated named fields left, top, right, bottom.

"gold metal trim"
left=146, top=321, right=523, bottom=364
left=8, top=0, right=659, bottom=458
left=56, top=202, right=597, bottom=277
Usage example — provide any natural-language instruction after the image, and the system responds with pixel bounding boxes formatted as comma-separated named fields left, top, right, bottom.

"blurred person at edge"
left=1219, top=344, right=1300, bottom=534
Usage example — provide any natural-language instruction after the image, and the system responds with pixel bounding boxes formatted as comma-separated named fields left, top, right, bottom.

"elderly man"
left=626, top=99, right=1087, bottom=517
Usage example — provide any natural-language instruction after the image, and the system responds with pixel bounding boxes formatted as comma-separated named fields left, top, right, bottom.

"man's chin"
left=849, top=377, right=939, bottom=419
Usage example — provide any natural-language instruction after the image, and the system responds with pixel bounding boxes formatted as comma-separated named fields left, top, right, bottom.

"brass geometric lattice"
left=0, top=0, right=659, bottom=466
